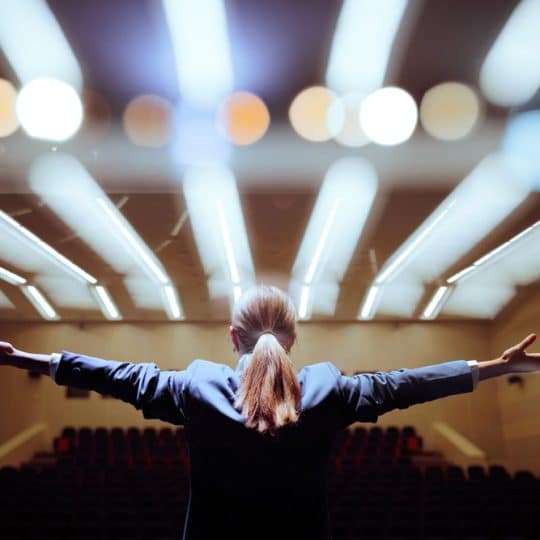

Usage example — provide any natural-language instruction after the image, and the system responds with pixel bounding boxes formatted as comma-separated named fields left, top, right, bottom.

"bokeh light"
left=123, top=95, right=172, bottom=147
left=216, top=91, right=270, bottom=145
left=359, top=86, right=417, bottom=146
left=328, top=92, right=370, bottom=147
left=420, top=82, right=481, bottom=140
left=289, top=86, right=339, bottom=142
left=0, top=79, right=19, bottom=137
left=16, top=78, right=83, bottom=142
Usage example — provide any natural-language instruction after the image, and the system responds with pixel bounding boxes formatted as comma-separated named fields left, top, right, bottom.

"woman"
left=1, top=284, right=538, bottom=540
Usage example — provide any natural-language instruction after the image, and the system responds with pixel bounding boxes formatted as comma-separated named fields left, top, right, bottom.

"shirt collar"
left=235, top=353, right=253, bottom=375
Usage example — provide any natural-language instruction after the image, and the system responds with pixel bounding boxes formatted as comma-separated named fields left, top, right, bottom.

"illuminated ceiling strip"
left=162, top=283, right=183, bottom=320
left=447, top=220, right=540, bottom=285
left=0, top=0, right=82, bottom=89
left=0, top=210, right=97, bottom=285
left=372, top=152, right=531, bottom=319
left=421, top=286, right=450, bottom=320
left=97, top=198, right=169, bottom=286
left=30, top=153, right=181, bottom=319
left=162, top=0, right=233, bottom=108
left=298, top=285, right=310, bottom=320
left=480, top=0, right=540, bottom=106
left=233, top=285, right=242, bottom=303
left=326, top=0, right=408, bottom=93
left=22, top=284, right=58, bottom=320
left=291, top=157, right=378, bottom=320
left=182, top=164, right=255, bottom=303
left=375, top=200, right=456, bottom=285
left=216, top=199, right=240, bottom=285
left=92, top=285, right=121, bottom=321
left=305, top=200, right=341, bottom=285
left=359, top=285, right=381, bottom=320
left=0, top=266, right=27, bottom=285
left=296, top=201, right=340, bottom=320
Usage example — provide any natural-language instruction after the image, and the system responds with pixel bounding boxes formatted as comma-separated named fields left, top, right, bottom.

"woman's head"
left=231, top=285, right=301, bottom=436
left=230, top=284, right=296, bottom=354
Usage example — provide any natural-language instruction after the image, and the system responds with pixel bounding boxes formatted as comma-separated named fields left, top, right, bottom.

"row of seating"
left=0, top=425, right=536, bottom=540
left=53, top=425, right=424, bottom=469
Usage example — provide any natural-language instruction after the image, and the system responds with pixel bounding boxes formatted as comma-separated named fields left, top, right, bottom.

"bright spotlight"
left=359, top=86, right=417, bottom=146
left=16, top=78, right=83, bottom=141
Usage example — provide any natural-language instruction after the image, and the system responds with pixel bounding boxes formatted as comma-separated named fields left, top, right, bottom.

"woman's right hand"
left=500, top=334, right=540, bottom=373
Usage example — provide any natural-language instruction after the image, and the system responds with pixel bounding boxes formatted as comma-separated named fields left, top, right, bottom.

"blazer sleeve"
left=53, top=351, right=190, bottom=425
left=327, top=360, right=475, bottom=425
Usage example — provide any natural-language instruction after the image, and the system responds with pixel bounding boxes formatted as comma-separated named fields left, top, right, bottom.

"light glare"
left=163, top=0, right=233, bottom=108
left=326, top=0, right=408, bottom=94
left=480, top=0, right=540, bottom=106
left=360, top=87, right=417, bottom=145
left=16, top=79, right=83, bottom=141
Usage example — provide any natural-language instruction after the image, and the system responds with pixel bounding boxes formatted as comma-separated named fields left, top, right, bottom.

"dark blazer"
left=52, top=351, right=475, bottom=540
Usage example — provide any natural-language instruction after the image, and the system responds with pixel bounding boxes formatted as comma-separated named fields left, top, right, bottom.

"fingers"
left=0, top=341, right=15, bottom=354
left=518, top=333, right=537, bottom=352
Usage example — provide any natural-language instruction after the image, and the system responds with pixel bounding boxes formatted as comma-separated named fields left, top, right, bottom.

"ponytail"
left=234, top=333, right=301, bottom=436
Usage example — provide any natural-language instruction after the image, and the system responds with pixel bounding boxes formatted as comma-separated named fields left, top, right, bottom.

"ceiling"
left=0, top=0, right=538, bottom=322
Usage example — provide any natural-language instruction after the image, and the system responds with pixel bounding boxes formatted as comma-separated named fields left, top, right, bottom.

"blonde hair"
left=232, top=285, right=301, bottom=436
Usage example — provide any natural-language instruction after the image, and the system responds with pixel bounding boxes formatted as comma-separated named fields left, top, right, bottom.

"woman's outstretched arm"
left=0, top=343, right=191, bottom=425
left=331, top=333, right=539, bottom=424
left=0, top=342, right=51, bottom=375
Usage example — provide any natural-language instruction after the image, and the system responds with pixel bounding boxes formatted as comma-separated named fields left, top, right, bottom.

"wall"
left=0, top=319, right=505, bottom=464
left=491, top=288, right=540, bottom=475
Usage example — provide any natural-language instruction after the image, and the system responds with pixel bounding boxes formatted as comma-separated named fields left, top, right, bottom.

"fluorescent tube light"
left=373, top=152, right=530, bottom=317
left=326, top=0, right=408, bottom=94
left=0, top=0, right=82, bottom=89
left=163, top=0, right=233, bottom=108
left=216, top=199, right=240, bottom=284
left=162, top=283, right=183, bottom=320
left=182, top=164, right=255, bottom=302
left=298, top=285, right=310, bottom=320
left=421, top=286, right=450, bottom=320
left=22, top=284, right=58, bottom=320
left=92, top=285, right=121, bottom=320
left=305, top=199, right=341, bottom=285
left=290, top=157, right=378, bottom=319
left=480, top=0, right=540, bottom=106
left=0, top=266, right=26, bottom=285
left=0, top=209, right=97, bottom=285
left=359, top=285, right=380, bottom=320
left=447, top=220, right=540, bottom=285
left=97, top=198, right=169, bottom=285
left=375, top=200, right=455, bottom=284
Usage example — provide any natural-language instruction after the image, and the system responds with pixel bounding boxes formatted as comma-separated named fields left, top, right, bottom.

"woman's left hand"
left=0, top=341, right=16, bottom=364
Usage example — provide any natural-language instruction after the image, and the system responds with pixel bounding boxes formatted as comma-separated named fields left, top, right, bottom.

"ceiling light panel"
left=373, top=153, right=531, bottom=316
left=480, top=0, right=540, bottom=106
left=29, top=152, right=182, bottom=319
left=182, top=163, right=255, bottom=304
left=0, top=0, right=82, bottom=89
left=326, top=0, right=408, bottom=94
left=163, top=0, right=233, bottom=108
left=290, top=157, right=378, bottom=319
left=442, top=221, right=540, bottom=318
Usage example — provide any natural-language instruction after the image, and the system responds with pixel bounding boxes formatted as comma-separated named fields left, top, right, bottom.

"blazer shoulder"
left=185, top=358, right=234, bottom=380
left=297, top=361, right=342, bottom=407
